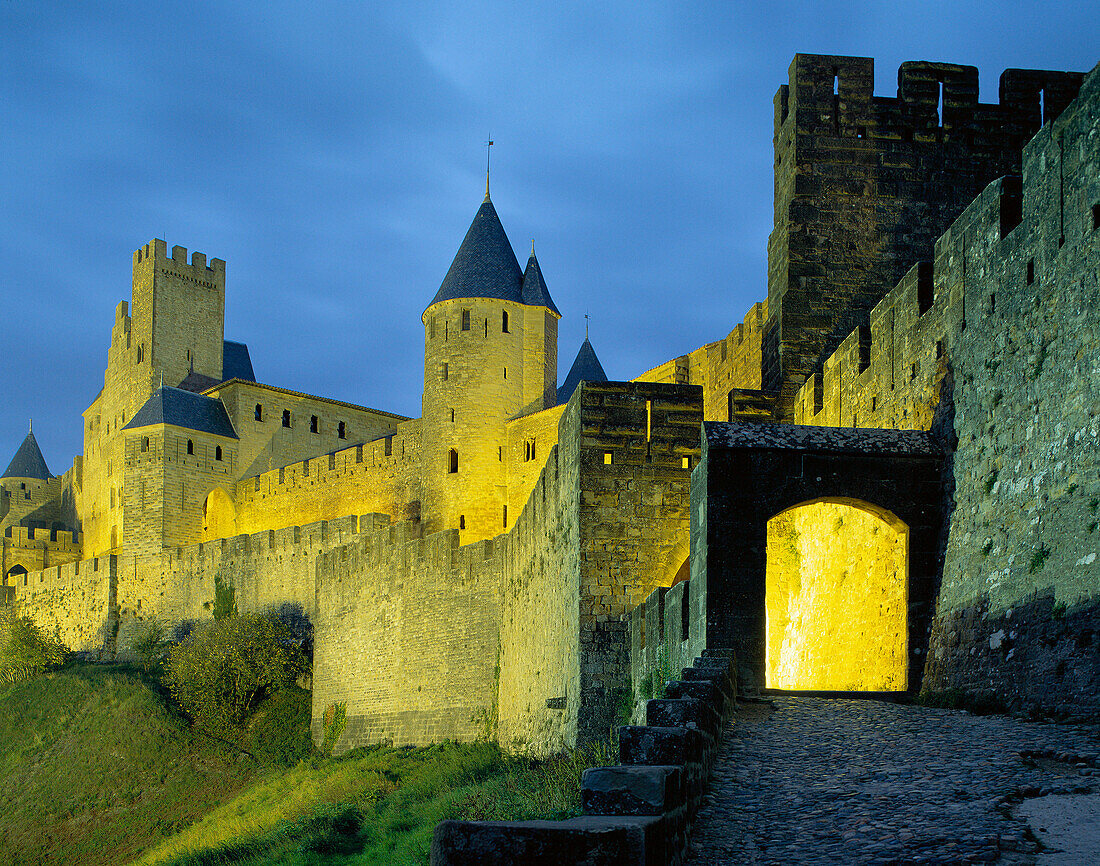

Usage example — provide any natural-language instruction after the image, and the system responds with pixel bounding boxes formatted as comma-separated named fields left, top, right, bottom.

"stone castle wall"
left=764, top=55, right=1083, bottom=416
left=227, top=420, right=423, bottom=536
left=788, top=63, right=1100, bottom=712
left=635, top=300, right=767, bottom=422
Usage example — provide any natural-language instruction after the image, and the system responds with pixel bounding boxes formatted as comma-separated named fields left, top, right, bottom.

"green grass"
left=0, top=663, right=259, bottom=866
left=0, top=662, right=609, bottom=866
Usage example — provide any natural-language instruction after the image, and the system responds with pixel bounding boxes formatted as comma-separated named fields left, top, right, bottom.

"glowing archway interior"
left=202, top=487, right=237, bottom=542
left=765, top=498, right=908, bottom=691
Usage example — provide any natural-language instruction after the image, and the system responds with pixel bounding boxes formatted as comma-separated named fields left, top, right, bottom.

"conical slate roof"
left=558, top=337, right=609, bottom=404
left=520, top=252, right=561, bottom=316
left=123, top=386, right=239, bottom=439
left=429, top=196, right=523, bottom=308
left=2, top=429, right=51, bottom=480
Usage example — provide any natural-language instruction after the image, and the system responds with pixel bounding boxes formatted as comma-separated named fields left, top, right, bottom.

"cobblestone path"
left=686, top=697, right=1100, bottom=865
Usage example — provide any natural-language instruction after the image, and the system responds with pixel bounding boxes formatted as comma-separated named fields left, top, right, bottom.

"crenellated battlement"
left=776, top=53, right=1084, bottom=142
left=132, top=238, right=225, bottom=280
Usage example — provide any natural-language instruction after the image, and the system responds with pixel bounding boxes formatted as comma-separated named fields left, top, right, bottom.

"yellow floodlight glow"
left=765, top=498, right=908, bottom=691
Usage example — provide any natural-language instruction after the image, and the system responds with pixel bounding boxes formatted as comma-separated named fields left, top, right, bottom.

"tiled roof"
left=429, top=197, right=523, bottom=308
left=558, top=338, right=609, bottom=404
left=123, top=386, right=239, bottom=439
left=520, top=252, right=560, bottom=316
left=2, top=431, right=51, bottom=480
left=223, top=340, right=255, bottom=382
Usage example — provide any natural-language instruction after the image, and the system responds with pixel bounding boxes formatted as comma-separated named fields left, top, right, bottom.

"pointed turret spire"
left=558, top=335, right=609, bottom=404
left=429, top=196, right=523, bottom=309
left=2, top=427, right=52, bottom=480
left=520, top=247, right=561, bottom=316
left=484, top=136, right=493, bottom=202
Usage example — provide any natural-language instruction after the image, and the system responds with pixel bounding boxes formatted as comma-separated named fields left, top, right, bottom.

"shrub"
left=0, top=612, right=67, bottom=684
left=132, top=620, right=167, bottom=670
left=164, top=612, right=307, bottom=733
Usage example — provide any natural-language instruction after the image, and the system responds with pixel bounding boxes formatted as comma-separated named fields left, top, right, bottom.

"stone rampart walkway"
left=686, top=697, right=1100, bottom=865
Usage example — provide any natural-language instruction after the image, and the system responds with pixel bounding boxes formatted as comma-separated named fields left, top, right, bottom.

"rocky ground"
left=686, top=697, right=1100, bottom=865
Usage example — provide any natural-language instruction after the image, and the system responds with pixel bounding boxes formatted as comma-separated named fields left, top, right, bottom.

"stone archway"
left=693, top=422, right=943, bottom=693
left=5, top=564, right=29, bottom=587
left=765, top=498, right=909, bottom=691
left=202, top=487, right=237, bottom=541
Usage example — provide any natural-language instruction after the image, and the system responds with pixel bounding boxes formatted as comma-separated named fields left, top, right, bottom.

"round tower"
left=421, top=189, right=560, bottom=542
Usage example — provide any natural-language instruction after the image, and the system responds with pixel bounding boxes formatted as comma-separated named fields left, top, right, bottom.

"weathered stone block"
left=430, top=815, right=668, bottom=866
left=581, top=765, right=683, bottom=816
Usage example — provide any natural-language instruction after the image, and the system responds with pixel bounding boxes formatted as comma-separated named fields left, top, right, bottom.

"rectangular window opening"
left=681, top=582, right=691, bottom=642
left=459, top=515, right=465, bottom=530
left=461, top=309, right=470, bottom=331
left=604, top=452, right=613, bottom=465
left=1092, top=203, right=1100, bottom=231
left=681, top=456, right=691, bottom=469
left=857, top=324, right=871, bottom=373
left=813, top=373, right=823, bottom=415
left=1027, top=259, right=1035, bottom=285
left=917, top=262, right=934, bottom=314
left=282, top=410, right=291, bottom=428
left=502, top=504, right=508, bottom=528
left=310, top=415, right=319, bottom=434
left=338, top=421, right=346, bottom=440
left=442, top=362, right=449, bottom=380
left=936, top=340, right=944, bottom=359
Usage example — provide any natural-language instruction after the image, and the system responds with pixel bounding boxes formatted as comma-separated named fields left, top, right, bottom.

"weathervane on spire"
left=484, top=136, right=494, bottom=200
left=585, top=312, right=589, bottom=340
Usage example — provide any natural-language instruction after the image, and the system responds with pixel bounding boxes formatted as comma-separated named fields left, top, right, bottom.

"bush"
left=0, top=612, right=67, bottom=684
left=132, top=620, right=168, bottom=670
left=164, top=612, right=308, bottom=734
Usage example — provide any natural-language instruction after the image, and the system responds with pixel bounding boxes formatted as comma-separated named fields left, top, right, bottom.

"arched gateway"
left=690, top=422, right=943, bottom=694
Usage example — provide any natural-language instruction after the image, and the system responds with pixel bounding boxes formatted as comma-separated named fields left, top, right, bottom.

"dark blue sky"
left=2, top=1, right=1096, bottom=472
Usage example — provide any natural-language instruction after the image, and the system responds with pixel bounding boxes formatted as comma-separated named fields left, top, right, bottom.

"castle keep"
left=4, top=53, right=1099, bottom=751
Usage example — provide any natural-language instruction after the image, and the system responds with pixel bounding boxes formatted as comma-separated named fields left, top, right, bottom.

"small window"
left=141, top=436, right=149, bottom=452
left=442, top=362, right=449, bottom=380
left=498, top=446, right=503, bottom=461
left=187, top=439, right=194, bottom=455
left=282, top=410, right=292, bottom=428
left=450, top=408, right=455, bottom=423
left=136, top=344, right=144, bottom=363
left=459, top=515, right=465, bottom=530
left=503, top=504, right=508, bottom=528
left=936, top=340, right=944, bottom=359
left=338, top=421, right=346, bottom=439
left=430, top=317, right=436, bottom=339
left=910, top=362, right=918, bottom=381
left=215, top=446, right=223, bottom=461
left=449, top=449, right=459, bottom=473
left=1093, top=203, right=1100, bottom=231
left=1027, top=259, right=1035, bottom=285
left=682, top=456, right=691, bottom=469
left=989, top=294, right=996, bottom=314
left=310, top=415, right=319, bottom=434
left=461, top=309, right=470, bottom=331
left=604, top=452, right=613, bottom=465
left=502, top=310, right=509, bottom=333
left=524, top=438, right=536, bottom=462
left=503, top=367, right=507, bottom=379
left=255, top=404, right=263, bottom=421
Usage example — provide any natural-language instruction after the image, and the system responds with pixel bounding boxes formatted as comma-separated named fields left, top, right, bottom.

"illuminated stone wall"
left=784, top=65, right=1100, bottom=712
left=634, top=300, right=767, bottom=422
left=765, top=500, right=908, bottom=690
left=226, top=420, right=423, bottom=538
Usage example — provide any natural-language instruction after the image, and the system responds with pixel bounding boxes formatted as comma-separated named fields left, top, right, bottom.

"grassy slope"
left=1, top=665, right=608, bottom=866
left=0, top=664, right=258, bottom=866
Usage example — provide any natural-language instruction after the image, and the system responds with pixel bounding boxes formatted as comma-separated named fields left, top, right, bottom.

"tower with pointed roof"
left=420, top=189, right=561, bottom=541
